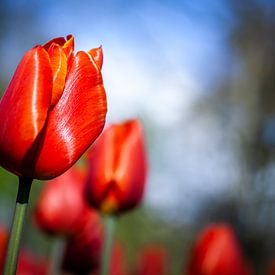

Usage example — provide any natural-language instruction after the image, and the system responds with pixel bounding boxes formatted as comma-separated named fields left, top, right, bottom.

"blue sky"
left=2, top=0, right=233, bottom=85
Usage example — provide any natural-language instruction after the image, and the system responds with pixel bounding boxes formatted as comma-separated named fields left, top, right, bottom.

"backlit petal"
left=63, top=35, right=75, bottom=72
left=48, top=44, right=67, bottom=106
left=62, top=34, right=74, bottom=58
left=43, top=37, right=66, bottom=51
left=0, top=46, right=52, bottom=177
left=34, top=50, right=107, bottom=179
left=88, top=46, right=103, bottom=70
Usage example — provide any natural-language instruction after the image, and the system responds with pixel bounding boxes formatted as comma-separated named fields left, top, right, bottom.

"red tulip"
left=0, top=35, right=107, bottom=180
left=62, top=210, right=103, bottom=274
left=135, top=245, right=169, bottom=275
left=85, top=119, right=147, bottom=214
left=187, top=223, right=252, bottom=275
left=110, top=242, right=127, bottom=275
left=0, top=226, right=8, bottom=272
left=34, top=165, right=91, bottom=236
left=268, top=259, right=275, bottom=275
left=17, top=250, right=49, bottom=275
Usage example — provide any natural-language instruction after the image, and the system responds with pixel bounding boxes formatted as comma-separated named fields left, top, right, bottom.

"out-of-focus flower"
left=0, top=226, right=8, bottom=272
left=34, top=165, right=90, bottom=236
left=62, top=210, right=103, bottom=274
left=187, top=223, right=252, bottom=275
left=110, top=242, right=127, bottom=275
left=268, top=259, right=275, bottom=275
left=135, top=245, right=169, bottom=275
left=17, top=250, right=49, bottom=275
left=86, top=119, right=147, bottom=214
left=0, top=35, right=107, bottom=180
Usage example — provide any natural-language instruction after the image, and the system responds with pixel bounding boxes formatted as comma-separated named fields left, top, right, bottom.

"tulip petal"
left=62, top=34, right=74, bottom=58
left=188, top=224, right=252, bottom=275
left=86, top=119, right=147, bottom=213
left=88, top=46, right=103, bottom=70
left=112, top=120, right=147, bottom=210
left=34, top=168, right=88, bottom=235
left=43, top=37, right=66, bottom=51
left=34, top=51, right=107, bottom=179
left=85, top=126, right=118, bottom=210
left=0, top=46, right=52, bottom=176
left=63, top=35, right=75, bottom=73
left=48, top=44, right=67, bottom=106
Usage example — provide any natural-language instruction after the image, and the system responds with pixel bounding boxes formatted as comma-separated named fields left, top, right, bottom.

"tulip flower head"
left=0, top=35, right=107, bottom=180
left=85, top=119, right=147, bottom=214
left=187, top=223, right=252, bottom=275
left=62, top=210, right=103, bottom=274
left=0, top=226, right=8, bottom=272
left=34, top=165, right=91, bottom=236
left=268, top=259, right=275, bottom=275
left=135, top=245, right=169, bottom=275
left=110, top=242, right=127, bottom=275
left=17, top=250, right=49, bottom=275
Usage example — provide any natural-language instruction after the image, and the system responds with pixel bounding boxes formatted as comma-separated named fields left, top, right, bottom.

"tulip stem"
left=101, top=215, right=117, bottom=275
left=4, top=177, right=33, bottom=275
left=49, top=237, right=65, bottom=275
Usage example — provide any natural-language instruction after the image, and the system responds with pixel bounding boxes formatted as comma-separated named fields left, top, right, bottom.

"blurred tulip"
left=0, top=226, right=8, bottom=272
left=86, top=119, right=147, bottom=214
left=34, top=166, right=89, bottom=236
left=62, top=210, right=103, bottom=274
left=17, top=250, right=49, bottom=275
left=0, top=34, right=107, bottom=180
left=34, top=164, right=103, bottom=275
left=187, top=223, right=252, bottom=275
left=268, top=259, right=275, bottom=275
left=110, top=242, right=127, bottom=275
left=135, top=245, right=169, bottom=275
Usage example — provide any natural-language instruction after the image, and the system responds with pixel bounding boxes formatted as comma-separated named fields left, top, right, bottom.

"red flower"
left=61, top=210, right=103, bottom=274
left=135, top=245, right=169, bottom=275
left=268, top=259, right=275, bottom=275
left=110, top=242, right=127, bottom=275
left=0, top=35, right=107, bottom=180
left=187, top=223, right=252, bottom=275
left=17, top=250, right=49, bottom=275
left=34, top=165, right=90, bottom=236
left=85, top=119, right=147, bottom=214
left=0, top=226, right=8, bottom=272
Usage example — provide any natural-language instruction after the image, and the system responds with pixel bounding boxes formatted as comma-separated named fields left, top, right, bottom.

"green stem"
left=100, top=215, right=116, bottom=275
left=4, top=177, right=33, bottom=275
left=48, top=237, right=65, bottom=275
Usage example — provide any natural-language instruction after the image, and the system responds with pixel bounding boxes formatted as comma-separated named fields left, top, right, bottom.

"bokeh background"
left=1, top=0, right=275, bottom=274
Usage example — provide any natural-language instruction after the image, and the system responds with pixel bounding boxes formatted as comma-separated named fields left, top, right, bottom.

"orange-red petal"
left=43, top=37, right=66, bottom=51
left=111, top=120, right=147, bottom=210
left=63, top=35, right=75, bottom=73
left=33, top=51, right=107, bottom=179
left=62, top=34, right=74, bottom=57
left=0, top=46, right=52, bottom=177
left=86, top=126, right=118, bottom=209
left=88, top=46, right=103, bottom=70
left=48, top=44, right=67, bottom=106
